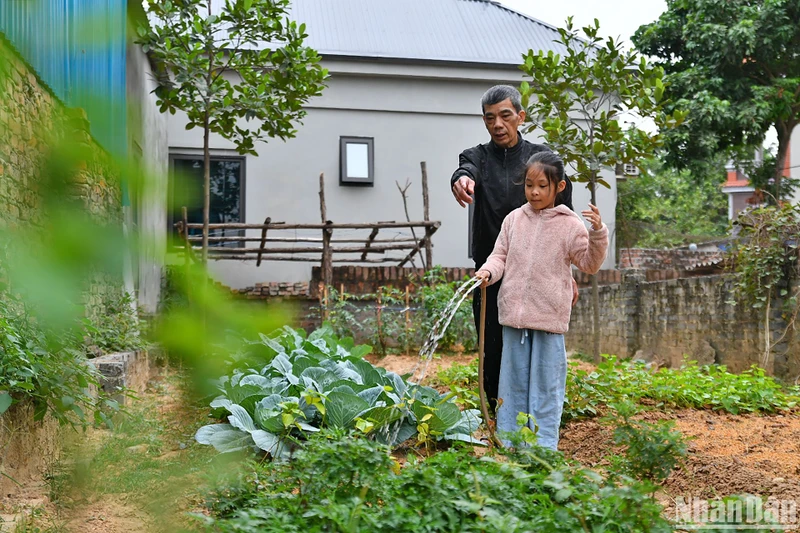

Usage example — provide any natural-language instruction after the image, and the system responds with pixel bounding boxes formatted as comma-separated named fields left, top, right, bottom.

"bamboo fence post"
left=361, top=227, right=380, bottom=261
left=377, top=291, right=384, bottom=354
left=319, top=173, right=333, bottom=289
left=421, top=161, right=433, bottom=270
left=255, top=216, right=272, bottom=267
left=405, top=285, right=411, bottom=356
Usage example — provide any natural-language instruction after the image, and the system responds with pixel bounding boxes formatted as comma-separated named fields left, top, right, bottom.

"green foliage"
left=520, top=18, right=684, bottom=198
left=728, top=203, right=800, bottom=310
left=314, top=267, right=477, bottom=355
left=564, top=356, right=800, bottom=422
left=633, top=0, right=800, bottom=199
left=195, top=326, right=483, bottom=458
left=435, top=356, right=799, bottom=424
left=436, top=359, right=479, bottom=389
left=737, top=150, right=800, bottom=206
left=726, top=203, right=800, bottom=364
left=616, top=158, right=729, bottom=248
left=138, top=0, right=327, bottom=156
left=361, top=286, right=411, bottom=356
left=434, top=359, right=480, bottom=410
left=414, top=267, right=477, bottom=352
left=81, top=291, right=148, bottom=358
left=201, top=430, right=671, bottom=533
left=0, top=294, right=117, bottom=426
left=603, top=401, right=687, bottom=486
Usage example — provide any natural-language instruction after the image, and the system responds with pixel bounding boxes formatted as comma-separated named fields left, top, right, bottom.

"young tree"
left=633, top=0, right=800, bottom=201
left=519, top=18, right=684, bottom=362
left=137, top=0, right=327, bottom=263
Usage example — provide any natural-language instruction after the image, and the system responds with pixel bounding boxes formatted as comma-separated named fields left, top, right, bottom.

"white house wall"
left=127, top=43, right=169, bottom=313
left=167, top=61, right=616, bottom=289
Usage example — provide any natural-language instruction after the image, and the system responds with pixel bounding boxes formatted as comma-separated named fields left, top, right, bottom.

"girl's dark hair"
left=526, top=151, right=565, bottom=185
left=525, top=151, right=573, bottom=210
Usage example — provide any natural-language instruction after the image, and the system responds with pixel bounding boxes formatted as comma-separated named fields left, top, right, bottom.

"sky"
left=498, top=0, right=668, bottom=47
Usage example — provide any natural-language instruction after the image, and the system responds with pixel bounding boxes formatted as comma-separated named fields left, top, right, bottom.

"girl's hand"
left=581, top=203, right=603, bottom=231
left=475, top=270, right=491, bottom=287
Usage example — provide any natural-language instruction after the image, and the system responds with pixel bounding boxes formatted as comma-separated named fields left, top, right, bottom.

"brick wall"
left=235, top=266, right=707, bottom=299
left=0, top=37, right=124, bottom=317
left=310, top=266, right=475, bottom=297
left=619, top=248, right=724, bottom=271
left=566, top=272, right=799, bottom=378
left=232, top=281, right=310, bottom=299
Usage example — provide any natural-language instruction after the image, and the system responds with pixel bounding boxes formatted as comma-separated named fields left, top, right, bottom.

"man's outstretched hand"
left=452, top=175, right=475, bottom=207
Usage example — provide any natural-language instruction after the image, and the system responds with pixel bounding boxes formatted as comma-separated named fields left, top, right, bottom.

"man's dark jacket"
left=450, top=135, right=574, bottom=266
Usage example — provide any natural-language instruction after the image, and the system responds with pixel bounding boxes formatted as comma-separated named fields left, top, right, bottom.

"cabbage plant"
left=196, top=326, right=482, bottom=459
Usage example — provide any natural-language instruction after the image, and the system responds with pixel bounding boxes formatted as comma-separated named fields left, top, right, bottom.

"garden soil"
left=377, top=353, right=800, bottom=528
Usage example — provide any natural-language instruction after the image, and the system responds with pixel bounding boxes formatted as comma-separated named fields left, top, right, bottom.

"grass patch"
left=40, top=370, right=235, bottom=533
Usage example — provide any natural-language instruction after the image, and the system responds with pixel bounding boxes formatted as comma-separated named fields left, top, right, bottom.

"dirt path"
left=7, top=369, right=214, bottom=533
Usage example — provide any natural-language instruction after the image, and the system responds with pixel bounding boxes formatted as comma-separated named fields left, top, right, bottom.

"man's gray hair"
left=481, top=85, right=523, bottom=114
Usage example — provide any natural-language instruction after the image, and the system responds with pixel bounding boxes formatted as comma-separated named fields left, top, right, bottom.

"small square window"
left=340, top=137, right=374, bottom=186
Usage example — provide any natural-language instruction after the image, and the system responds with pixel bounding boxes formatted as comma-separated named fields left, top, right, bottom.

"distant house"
left=167, top=0, right=619, bottom=290
left=723, top=131, right=800, bottom=220
left=0, top=1, right=169, bottom=312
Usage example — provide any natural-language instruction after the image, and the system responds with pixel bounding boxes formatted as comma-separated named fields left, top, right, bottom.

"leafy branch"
left=727, top=203, right=800, bottom=367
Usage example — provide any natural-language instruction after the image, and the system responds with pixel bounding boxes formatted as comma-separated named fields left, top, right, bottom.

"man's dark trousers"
left=473, top=280, right=502, bottom=411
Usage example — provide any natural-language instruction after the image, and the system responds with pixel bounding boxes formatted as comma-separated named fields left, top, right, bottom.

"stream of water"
left=381, top=276, right=483, bottom=446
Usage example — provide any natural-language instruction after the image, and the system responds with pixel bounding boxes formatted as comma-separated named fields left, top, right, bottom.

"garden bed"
left=0, top=348, right=154, bottom=529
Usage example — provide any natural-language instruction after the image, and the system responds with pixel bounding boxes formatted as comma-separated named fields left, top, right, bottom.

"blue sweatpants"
left=497, top=327, right=567, bottom=450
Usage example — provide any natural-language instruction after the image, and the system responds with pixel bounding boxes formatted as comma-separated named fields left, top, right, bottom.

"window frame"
left=167, top=153, right=247, bottom=249
left=339, top=136, right=375, bottom=186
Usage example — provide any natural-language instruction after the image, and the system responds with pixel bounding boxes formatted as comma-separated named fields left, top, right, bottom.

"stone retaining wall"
left=566, top=272, right=799, bottom=378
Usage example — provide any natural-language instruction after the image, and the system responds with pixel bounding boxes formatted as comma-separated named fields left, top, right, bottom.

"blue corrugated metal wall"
left=0, top=0, right=127, bottom=157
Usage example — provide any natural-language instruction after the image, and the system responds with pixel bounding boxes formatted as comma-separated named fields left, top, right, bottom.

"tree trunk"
left=202, top=1, right=213, bottom=266
left=774, top=122, right=793, bottom=203
left=202, top=115, right=210, bottom=265
left=421, top=161, right=433, bottom=271
left=590, top=175, right=601, bottom=364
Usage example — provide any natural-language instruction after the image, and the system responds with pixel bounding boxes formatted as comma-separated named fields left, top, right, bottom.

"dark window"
left=169, top=155, right=245, bottom=248
left=339, top=136, right=374, bottom=186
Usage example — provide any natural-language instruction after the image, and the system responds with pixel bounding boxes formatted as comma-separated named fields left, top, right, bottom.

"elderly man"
left=450, top=85, right=575, bottom=410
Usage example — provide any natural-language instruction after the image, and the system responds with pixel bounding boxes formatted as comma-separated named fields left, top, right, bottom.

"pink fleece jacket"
left=479, top=203, right=609, bottom=334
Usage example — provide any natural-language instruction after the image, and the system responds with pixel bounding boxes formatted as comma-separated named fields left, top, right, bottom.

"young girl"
left=475, top=151, right=608, bottom=450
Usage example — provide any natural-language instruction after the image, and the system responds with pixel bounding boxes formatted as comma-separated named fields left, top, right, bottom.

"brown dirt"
left=63, top=495, right=151, bottom=533
left=376, top=354, right=800, bottom=520
left=365, top=352, right=478, bottom=384
left=559, top=406, right=800, bottom=522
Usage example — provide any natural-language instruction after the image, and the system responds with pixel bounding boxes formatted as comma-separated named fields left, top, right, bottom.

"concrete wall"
left=167, top=60, right=617, bottom=289
left=126, top=42, right=168, bottom=314
left=566, top=272, right=800, bottom=379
